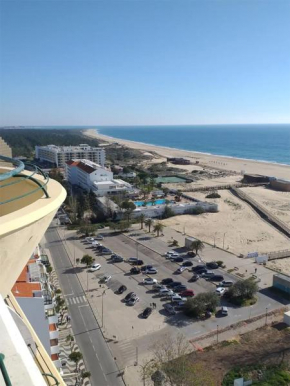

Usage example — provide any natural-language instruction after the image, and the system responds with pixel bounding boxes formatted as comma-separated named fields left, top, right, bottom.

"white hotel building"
left=35, top=144, right=106, bottom=168
left=65, top=159, right=134, bottom=196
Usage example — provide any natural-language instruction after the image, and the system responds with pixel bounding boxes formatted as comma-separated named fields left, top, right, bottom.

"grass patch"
left=223, top=365, right=290, bottom=386
left=228, top=296, right=257, bottom=307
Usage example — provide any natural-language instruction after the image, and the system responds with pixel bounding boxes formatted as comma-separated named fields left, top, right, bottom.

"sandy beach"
left=84, top=128, right=290, bottom=261
left=84, top=128, right=290, bottom=180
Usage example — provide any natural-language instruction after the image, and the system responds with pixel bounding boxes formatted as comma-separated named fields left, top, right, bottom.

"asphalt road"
left=44, top=225, right=124, bottom=386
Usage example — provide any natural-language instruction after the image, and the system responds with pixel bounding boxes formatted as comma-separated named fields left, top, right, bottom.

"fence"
left=232, top=188, right=290, bottom=238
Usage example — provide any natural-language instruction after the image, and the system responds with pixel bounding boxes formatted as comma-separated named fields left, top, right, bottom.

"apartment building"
left=66, top=159, right=134, bottom=196
left=11, top=256, right=61, bottom=369
left=35, top=144, right=106, bottom=167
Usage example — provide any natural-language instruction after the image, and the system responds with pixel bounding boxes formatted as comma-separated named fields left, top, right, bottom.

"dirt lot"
left=162, top=190, right=290, bottom=255
left=192, top=323, right=290, bottom=385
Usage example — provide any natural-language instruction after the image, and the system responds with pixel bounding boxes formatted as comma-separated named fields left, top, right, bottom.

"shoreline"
left=84, top=128, right=290, bottom=179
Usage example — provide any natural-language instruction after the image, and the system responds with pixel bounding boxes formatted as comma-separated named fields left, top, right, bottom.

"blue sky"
left=0, top=0, right=289, bottom=126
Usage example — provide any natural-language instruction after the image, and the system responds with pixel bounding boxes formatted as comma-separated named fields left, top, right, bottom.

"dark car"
left=111, top=254, right=124, bottom=262
left=131, top=259, right=144, bottom=266
left=142, top=307, right=152, bottom=319
left=182, top=261, right=193, bottom=267
left=206, top=261, right=219, bottom=269
left=188, top=274, right=199, bottom=282
left=209, top=275, right=224, bottom=282
left=193, top=265, right=206, bottom=272
left=161, top=278, right=174, bottom=285
left=187, top=251, right=196, bottom=257
left=174, top=285, right=187, bottom=293
left=172, top=257, right=184, bottom=263
left=125, top=292, right=135, bottom=302
left=194, top=268, right=207, bottom=275
left=169, top=281, right=182, bottom=288
left=141, top=265, right=153, bottom=271
left=130, top=267, right=141, bottom=274
left=117, top=285, right=127, bottom=294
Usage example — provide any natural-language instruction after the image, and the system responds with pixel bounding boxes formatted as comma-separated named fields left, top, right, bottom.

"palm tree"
left=153, top=222, right=164, bottom=237
left=145, top=218, right=154, bottom=233
left=190, top=240, right=205, bottom=256
left=138, top=214, right=146, bottom=229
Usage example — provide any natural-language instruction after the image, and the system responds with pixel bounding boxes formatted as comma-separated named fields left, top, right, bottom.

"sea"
left=96, top=124, right=290, bottom=166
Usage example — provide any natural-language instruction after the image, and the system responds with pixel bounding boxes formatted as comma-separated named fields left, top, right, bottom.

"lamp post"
left=101, top=290, right=106, bottom=328
left=265, top=307, right=268, bottom=325
left=87, top=271, right=89, bottom=293
left=214, top=232, right=217, bottom=247
left=136, top=242, right=139, bottom=259
left=216, top=325, right=219, bottom=343
left=223, top=233, right=226, bottom=249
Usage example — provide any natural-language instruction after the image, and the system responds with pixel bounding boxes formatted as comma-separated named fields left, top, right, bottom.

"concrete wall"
left=273, top=274, right=290, bottom=294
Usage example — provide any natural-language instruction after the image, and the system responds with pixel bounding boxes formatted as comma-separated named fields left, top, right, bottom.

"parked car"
left=205, top=310, right=212, bottom=318
left=182, top=261, right=193, bottom=267
left=187, top=251, right=196, bottom=257
left=143, top=268, right=158, bottom=275
left=193, top=265, right=206, bottom=272
left=177, top=266, right=187, bottom=274
left=89, top=263, right=101, bottom=272
left=142, top=307, right=152, bottom=318
left=159, top=288, right=174, bottom=296
left=131, top=259, right=144, bottom=266
left=86, top=237, right=95, bottom=242
left=221, top=306, right=228, bottom=316
left=171, top=257, right=184, bottom=263
left=128, top=257, right=138, bottom=263
left=201, top=271, right=215, bottom=278
left=221, top=280, right=234, bottom=287
left=165, top=251, right=179, bottom=258
left=164, top=303, right=176, bottom=315
left=216, top=287, right=226, bottom=296
left=169, top=281, right=182, bottom=288
left=161, top=278, right=174, bottom=285
left=143, top=277, right=158, bottom=285
left=188, top=274, right=199, bottom=282
left=128, top=296, right=140, bottom=306
left=209, top=275, right=224, bottom=282
left=117, top=285, right=127, bottom=294
left=111, top=254, right=123, bottom=262
left=175, top=302, right=186, bottom=310
left=174, top=284, right=187, bottom=292
left=206, top=261, right=219, bottom=269
left=180, top=289, right=194, bottom=297
left=100, top=275, right=111, bottom=283
left=92, top=241, right=100, bottom=247
left=172, top=295, right=186, bottom=303
left=95, top=235, right=104, bottom=240
left=141, top=265, right=153, bottom=271
left=153, top=283, right=164, bottom=291
left=194, top=268, right=207, bottom=275
left=101, top=248, right=112, bottom=255
left=130, top=267, right=141, bottom=274
left=125, top=292, right=136, bottom=302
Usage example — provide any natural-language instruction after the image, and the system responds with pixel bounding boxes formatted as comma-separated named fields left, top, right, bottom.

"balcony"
left=0, top=156, right=66, bottom=297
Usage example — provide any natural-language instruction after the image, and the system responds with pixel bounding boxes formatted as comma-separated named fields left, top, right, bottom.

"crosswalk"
left=66, top=295, right=87, bottom=305
left=116, top=340, right=137, bottom=367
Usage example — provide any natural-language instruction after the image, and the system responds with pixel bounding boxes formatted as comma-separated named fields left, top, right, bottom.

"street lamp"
left=265, top=307, right=268, bottom=325
left=223, top=233, right=226, bottom=249
left=86, top=271, right=90, bottom=293
left=214, top=232, right=217, bottom=247
left=101, top=290, right=107, bottom=328
left=136, top=242, right=139, bottom=259
left=216, top=325, right=219, bottom=343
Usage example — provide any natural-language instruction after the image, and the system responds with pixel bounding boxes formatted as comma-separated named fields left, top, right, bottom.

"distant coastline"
left=84, top=128, right=290, bottom=180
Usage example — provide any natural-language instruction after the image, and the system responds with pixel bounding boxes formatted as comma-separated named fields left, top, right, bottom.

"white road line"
left=82, top=295, right=87, bottom=302
left=64, top=293, right=74, bottom=297
left=75, top=297, right=80, bottom=304
left=72, top=298, right=76, bottom=304
left=78, top=304, right=89, bottom=308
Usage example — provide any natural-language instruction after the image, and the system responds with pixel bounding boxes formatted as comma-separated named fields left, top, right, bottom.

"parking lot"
left=57, top=226, right=284, bottom=369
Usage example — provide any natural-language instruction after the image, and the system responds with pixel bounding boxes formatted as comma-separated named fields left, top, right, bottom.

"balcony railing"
left=0, top=155, right=50, bottom=206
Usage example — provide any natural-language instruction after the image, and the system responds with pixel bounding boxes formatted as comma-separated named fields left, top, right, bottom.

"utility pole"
left=136, top=242, right=139, bottom=258
left=265, top=307, right=268, bottom=325
left=102, top=290, right=106, bottom=328
left=216, top=325, right=219, bottom=343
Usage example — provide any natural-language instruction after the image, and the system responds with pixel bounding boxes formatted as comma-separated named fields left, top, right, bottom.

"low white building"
left=132, top=201, right=218, bottom=219
left=65, top=159, right=134, bottom=196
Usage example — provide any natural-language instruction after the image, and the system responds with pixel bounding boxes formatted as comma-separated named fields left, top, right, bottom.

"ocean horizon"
left=96, top=124, right=290, bottom=166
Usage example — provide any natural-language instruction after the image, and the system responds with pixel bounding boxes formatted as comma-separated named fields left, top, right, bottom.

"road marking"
left=75, top=297, right=80, bottom=304
left=64, top=293, right=74, bottom=297
left=78, top=304, right=89, bottom=308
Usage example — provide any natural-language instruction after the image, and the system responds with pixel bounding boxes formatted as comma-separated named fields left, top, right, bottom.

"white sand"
left=162, top=190, right=290, bottom=256
left=240, top=186, right=290, bottom=226
left=84, top=129, right=290, bottom=179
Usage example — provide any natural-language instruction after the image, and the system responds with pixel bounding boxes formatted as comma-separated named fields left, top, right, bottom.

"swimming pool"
left=134, top=199, right=167, bottom=207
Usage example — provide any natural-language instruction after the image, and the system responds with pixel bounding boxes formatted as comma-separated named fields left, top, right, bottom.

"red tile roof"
left=76, top=162, right=96, bottom=174
left=51, top=354, right=59, bottom=361
left=66, top=160, right=80, bottom=166
left=49, top=323, right=57, bottom=332
left=12, top=282, right=41, bottom=297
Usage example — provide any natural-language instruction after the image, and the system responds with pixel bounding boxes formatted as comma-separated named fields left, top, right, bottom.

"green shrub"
left=206, top=192, right=221, bottom=199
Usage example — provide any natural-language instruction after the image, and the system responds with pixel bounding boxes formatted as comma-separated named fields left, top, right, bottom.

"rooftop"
left=37, top=144, right=104, bottom=152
